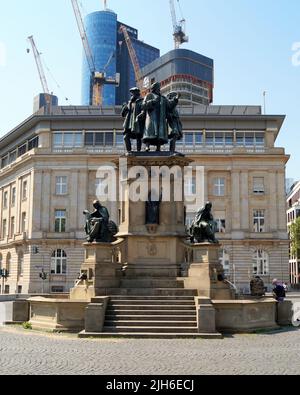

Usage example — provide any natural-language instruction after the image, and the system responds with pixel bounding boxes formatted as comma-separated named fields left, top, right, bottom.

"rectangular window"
left=74, top=133, right=83, bottom=147
left=105, top=132, right=114, bottom=146
left=17, top=286, right=23, bottom=294
left=236, top=133, right=244, bottom=146
left=185, top=177, right=196, bottom=196
left=185, top=133, right=194, bottom=146
left=195, top=132, right=203, bottom=145
left=28, top=136, right=39, bottom=150
left=225, top=133, right=233, bottom=145
left=206, top=132, right=214, bottom=146
left=1, top=156, right=9, bottom=168
left=56, top=176, right=68, bottom=195
left=245, top=133, right=255, bottom=146
left=55, top=210, right=66, bottom=233
left=21, top=212, right=27, bottom=233
left=255, top=133, right=265, bottom=146
left=18, top=144, right=27, bottom=157
left=63, top=133, right=73, bottom=148
left=116, top=133, right=123, bottom=146
left=253, top=210, right=265, bottom=233
left=213, top=178, right=225, bottom=196
left=216, top=219, right=226, bottom=233
left=53, top=133, right=63, bottom=148
left=85, top=132, right=94, bottom=146
left=22, top=181, right=28, bottom=200
left=11, top=187, right=16, bottom=206
left=95, top=133, right=104, bottom=146
left=9, top=151, right=17, bottom=164
left=51, top=286, right=64, bottom=294
left=10, top=217, right=15, bottom=237
left=253, top=177, right=265, bottom=195
left=3, top=191, right=8, bottom=209
left=2, top=219, right=7, bottom=238
left=215, top=133, right=224, bottom=146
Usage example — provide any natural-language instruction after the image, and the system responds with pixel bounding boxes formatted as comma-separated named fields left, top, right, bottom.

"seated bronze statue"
left=84, top=200, right=118, bottom=243
left=189, top=202, right=218, bottom=244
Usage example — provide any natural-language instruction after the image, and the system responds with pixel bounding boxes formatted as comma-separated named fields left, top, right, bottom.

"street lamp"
left=39, top=269, right=48, bottom=294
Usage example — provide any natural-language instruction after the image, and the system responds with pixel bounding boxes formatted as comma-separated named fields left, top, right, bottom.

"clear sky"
left=0, top=0, right=299, bottom=179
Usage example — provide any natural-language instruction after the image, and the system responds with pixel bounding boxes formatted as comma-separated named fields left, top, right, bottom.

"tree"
left=289, top=217, right=300, bottom=257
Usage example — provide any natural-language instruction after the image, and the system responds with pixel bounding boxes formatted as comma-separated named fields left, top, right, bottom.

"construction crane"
left=71, top=0, right=119, bottom=106
left=119, top=25, right=143, bottom=91
left=27, top=35, right=50, bottom=95
left=169, top=0, right=189, bottom=49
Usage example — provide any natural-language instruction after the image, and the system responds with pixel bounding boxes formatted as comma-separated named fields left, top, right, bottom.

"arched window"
left=6, top=253, right=11, bottom=277
left=18, top=252, right=24, bottom=276
left=253, top=250, right=269, bottom=275
left=219, top=249, right=230, bottom=277
left=51, top=250, right=67, bottom=275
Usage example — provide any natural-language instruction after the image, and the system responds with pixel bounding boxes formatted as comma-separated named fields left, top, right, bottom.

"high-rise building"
left=141, top=49, right=214, bottom=106
left=81, top=10, right=160, bottom=106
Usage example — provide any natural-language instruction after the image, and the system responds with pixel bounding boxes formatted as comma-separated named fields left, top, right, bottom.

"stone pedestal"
left=195, top=297, right=219, bottom=334
left=70, top=240, right=124, bottom=301
left=184, top=243, right=234, bottom=300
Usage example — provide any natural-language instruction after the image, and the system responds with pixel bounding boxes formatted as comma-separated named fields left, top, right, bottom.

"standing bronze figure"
left=142, top=82, right=180, bottom=152
left=167, top=92, right=183, bottom=154
left=121, top=87, right=145, bottom=155
left=189, top=202, right=218, bottom=244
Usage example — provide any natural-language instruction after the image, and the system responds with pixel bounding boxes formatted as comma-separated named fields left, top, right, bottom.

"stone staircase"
left=81, top=295, right=221, bottom=339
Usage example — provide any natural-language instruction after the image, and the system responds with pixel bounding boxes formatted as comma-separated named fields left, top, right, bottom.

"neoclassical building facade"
left=0, top=105, right=289, bottom=294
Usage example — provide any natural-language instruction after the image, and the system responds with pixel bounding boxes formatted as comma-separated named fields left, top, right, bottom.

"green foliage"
left=22, top=322, right=32, bottom=330
left=289, top=217, right=300, bottom=257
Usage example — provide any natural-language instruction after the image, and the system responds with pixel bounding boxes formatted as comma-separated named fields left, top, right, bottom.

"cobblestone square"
left=0, top=326, right=299, bottom=375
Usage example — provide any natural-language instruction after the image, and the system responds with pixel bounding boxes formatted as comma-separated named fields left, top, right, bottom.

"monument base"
left=183, top=243, right=234, bottom=300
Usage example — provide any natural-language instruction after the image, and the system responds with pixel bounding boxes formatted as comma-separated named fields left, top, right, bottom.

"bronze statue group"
left=121, top=82, right=183, bottom=155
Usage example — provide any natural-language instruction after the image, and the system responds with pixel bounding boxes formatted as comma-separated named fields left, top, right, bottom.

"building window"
left=3, top=191, right=8, bottom=209
left=17, top=286, right=23, bottom=294
left=10, top=217, right=15, bottom=238
left=215, top=218, right=226, bottom=233
left=21, top=212, right=27, bottom=233
left=11, top=187, right=16, bottom=206
left=18, top=144, right=27, bottom=157
left=51, top=250, right=67, bottom=275
left=51, top=286, right=65, bottom=293
left=184, top=133, right=194, bottom=146
left=185, top=177, right=196, bottom=196
left=4, top=285, right=10, bottom=294
left=9, top=150, right=17, bottom=164
left=53, top=132, right=83, bottom=148
left=213, top=178, right=225, bottom=196
left=253, top=250, right=269, bottom=275
left=2, top=219, right=7, bottom=238
left=55, top=210, right=66, bottom=233
left=116, top=133, right=123, bottom=146
left=56, top=176, right=68, bottom=195
left=18, top=252, right=24, bottom=277
left=22, top=181, right=28, bottom=200
left=253, top=177, right=265, bottom=195
left=253, top=210, right=265, bottom=233
left=28, top=136, right=39, bottom=150
left=219, top=249, right=230, bottom=277
left=1, top=156, right=9, bottom=168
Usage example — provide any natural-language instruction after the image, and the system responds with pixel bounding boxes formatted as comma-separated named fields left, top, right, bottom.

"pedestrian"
left=272, top=279, right=286, bottom=302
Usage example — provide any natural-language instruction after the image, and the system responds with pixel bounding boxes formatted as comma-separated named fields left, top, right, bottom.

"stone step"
left=107, top=305, right=196, bottom=311
left=102, top=326, right=199, bottom=334
left=104, top=288, right=198, bottom=296
left=108, top=296, right=195, bottom=301
left=79, top=331, right=223, bottom=339
left=106, top=315, right=197, bottom=321
left=106, top=309, right=197, bottom=316
left=105, top=320, right=197, bottom=327
left=108, top=300, right=195, bottom=306
left=120, top=279, right=184, bottom=289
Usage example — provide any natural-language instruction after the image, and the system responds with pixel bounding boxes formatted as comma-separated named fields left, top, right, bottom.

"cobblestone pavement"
left=0, top=327, right=300, bottom=375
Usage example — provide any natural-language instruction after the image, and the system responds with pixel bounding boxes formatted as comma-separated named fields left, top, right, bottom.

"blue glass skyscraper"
left=81, top=10, right=160, bottom=106
left=82, top=10, right=117, bottom=106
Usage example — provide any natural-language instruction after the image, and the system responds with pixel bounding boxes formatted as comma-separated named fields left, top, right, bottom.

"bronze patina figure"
left=121, top=87, right=145, bottom=155
left=189, top=202, right=218, bottom=244
left=142, top=82, right=180, bottom=152
left=84, top=200, right=118, bottom=243
left=167, top=92, right=183, bottom=155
